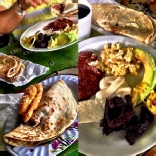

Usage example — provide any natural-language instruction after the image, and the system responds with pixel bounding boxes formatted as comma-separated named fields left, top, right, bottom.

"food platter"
left=78, top=35, right=156, bottom=156
left=20, top=16, right=78, bottom=52
left=4, top=75, right=78, bottom=156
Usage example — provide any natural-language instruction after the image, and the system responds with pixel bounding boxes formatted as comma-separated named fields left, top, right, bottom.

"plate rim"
left=79, top=35, right=156, bottom=56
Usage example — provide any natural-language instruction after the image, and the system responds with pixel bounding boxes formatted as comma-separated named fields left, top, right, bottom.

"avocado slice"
left=132, top=48, right=156, bottom=106
left=55, top=34, right=70, bottom=45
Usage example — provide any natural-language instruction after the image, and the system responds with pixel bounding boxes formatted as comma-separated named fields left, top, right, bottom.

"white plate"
left=4, top=75, right=78, bottom=156
left=78, top=35, right=156, bottom=156
left=20, top=16, right=78, bottom=52
left=87, top=0, right=113, bottom=4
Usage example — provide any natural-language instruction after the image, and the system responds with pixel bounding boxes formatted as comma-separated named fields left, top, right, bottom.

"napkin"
left=0, top=93, right=23, bottom=151
left=0, top=53, right=49, bottom=87
left=87, top=0, right=113, bottom=4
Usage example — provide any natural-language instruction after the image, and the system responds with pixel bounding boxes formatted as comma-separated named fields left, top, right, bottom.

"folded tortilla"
left=4, top=79, right=77, bottom=146
left=51, top=0, right=78, bottom=17
left=92, top=3, right=156, bottom=44
left=77, top=99, right=105, bottom=124
left=0, top=55, right=25, bottom=82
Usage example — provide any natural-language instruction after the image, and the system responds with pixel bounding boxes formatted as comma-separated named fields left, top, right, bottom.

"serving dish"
left=4, top=75, right=78, bottom=156
left=78, top=35, right=156, bottom=156
left=20, top=16, right=78, bottom=52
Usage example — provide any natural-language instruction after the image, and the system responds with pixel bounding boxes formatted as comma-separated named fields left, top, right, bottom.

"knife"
left=43, top=67, right=78, bottom=80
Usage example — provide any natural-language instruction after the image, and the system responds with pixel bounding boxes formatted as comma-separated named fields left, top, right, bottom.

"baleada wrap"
left=4, top=79, right=77, bottom=146
left=92, top=3, right=156, bottom=44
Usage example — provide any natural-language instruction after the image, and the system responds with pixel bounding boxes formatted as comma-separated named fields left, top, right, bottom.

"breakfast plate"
left=78, top=35, right=156, bottom=156
left=20, top=16, right=78, bottom=52
left=4, top=75, right=78, bottom=156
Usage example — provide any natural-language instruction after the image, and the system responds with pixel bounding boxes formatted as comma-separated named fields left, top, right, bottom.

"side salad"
left=22, top=18, right=78, bottom=49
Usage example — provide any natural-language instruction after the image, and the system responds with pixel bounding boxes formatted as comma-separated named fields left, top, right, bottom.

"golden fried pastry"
left=23, top=83, right=43, bottom=123
left=19, top=85, right=37, bottom=115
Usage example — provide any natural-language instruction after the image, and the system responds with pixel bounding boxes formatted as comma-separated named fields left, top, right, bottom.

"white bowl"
left=78, top=0, right=92, bottom=41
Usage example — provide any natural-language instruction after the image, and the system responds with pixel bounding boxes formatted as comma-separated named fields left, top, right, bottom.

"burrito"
left=92, top=3, right=156, bottom=45
left=4, top=79, right=77, bottom=146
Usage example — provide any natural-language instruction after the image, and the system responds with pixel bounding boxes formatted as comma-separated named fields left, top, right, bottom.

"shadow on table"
left=0, top=151, right=12, bottom=156
left=0, top=34, right=10, bottom=48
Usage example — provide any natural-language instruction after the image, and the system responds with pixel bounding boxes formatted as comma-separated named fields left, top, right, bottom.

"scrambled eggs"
left=90, top=44, right=141, bottom=76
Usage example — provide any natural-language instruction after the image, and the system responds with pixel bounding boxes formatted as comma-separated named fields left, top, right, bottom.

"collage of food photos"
left=0, top=0, right=156, bottom=156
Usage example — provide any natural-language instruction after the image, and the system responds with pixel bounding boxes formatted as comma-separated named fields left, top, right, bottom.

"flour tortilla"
left=0, top=55, right=25, bottom=82
left=63, top=3, right=78, bottom=14
left=51, top=1, right=78, bottom=17
left=0, top=55, right=17, bottom=77
left=4, top=79, right=77, bottom=146
left=92, top=3, right=155, bottom=44
left=77, top=98, right=105, bottom=124
left=148, top=16, right=156, bottom=43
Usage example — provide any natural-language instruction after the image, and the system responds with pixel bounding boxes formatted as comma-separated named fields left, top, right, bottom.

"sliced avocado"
left=55, top=34, right=70, bottom=45
left=132, top=48, right=156, bottom=106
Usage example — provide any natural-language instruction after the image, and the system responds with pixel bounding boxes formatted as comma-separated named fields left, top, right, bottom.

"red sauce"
left=78, top=52, right=105, bottom=101
left=43, top=18, right=73, bottom=31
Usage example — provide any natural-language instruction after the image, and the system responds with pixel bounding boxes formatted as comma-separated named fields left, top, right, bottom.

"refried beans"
left=78, top=52, right=105, bottom=101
